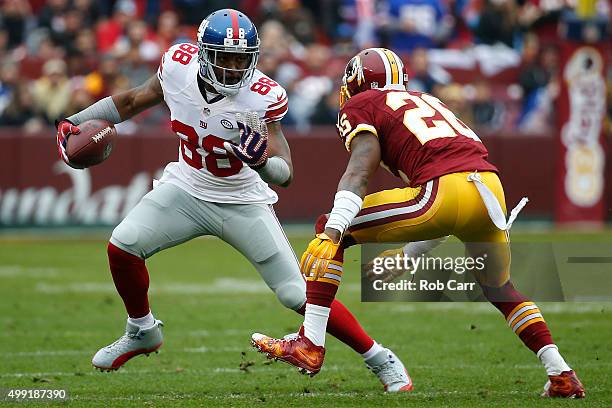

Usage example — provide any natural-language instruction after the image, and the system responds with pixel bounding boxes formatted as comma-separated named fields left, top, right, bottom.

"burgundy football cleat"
left=542, top=370, right=586, bottom=398
left=251, top=332, right=325, bottom=376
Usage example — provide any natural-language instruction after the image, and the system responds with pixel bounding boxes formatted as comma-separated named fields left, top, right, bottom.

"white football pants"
left=110, top=182, right=306, bottom=310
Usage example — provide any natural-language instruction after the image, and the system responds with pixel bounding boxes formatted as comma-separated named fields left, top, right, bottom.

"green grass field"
left=1, top=230, right=611, bottom=407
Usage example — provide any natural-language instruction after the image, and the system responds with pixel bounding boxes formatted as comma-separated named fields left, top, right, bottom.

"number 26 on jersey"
left=339, top=91, right=481, bottom=146
left=386, top=91, right=481, bottom=145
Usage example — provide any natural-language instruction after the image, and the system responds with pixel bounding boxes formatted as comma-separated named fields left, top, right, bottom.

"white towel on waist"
left=467, top=172, right=528, bottom=231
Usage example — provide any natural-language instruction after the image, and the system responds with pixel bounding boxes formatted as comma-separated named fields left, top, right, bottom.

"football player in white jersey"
left=54, top=9, right=412, bottom=392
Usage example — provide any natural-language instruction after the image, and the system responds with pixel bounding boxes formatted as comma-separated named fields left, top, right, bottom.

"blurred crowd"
left=0, top=0, right=610, bottom=135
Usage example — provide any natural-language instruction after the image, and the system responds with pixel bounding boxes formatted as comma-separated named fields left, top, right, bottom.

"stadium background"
left=0, top=1, right=611, bottom=406
left=0, top=0, right=610, bottom=227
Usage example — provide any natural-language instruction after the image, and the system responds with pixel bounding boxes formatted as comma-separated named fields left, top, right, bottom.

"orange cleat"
left=542, top=370, right=586, bottom=398
left=251, top=332, right=325, bottom=376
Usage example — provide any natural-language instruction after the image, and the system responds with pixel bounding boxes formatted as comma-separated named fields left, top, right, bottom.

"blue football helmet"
left=197, top=9, right=260, bottom=96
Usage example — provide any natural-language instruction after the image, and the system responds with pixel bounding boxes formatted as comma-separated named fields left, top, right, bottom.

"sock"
left=108, top=242, right=151, bottom=318
left=296, top=299, right=375, bottom=354
left=538, top=344, right=571, bottom=376
left=128, top=311, right=155, bottom=329
left=303, top=238, right=346, bottom=347
left=482, top=281, right=554, bottom=354
left=303, top=304, right=330, bottom=346
left=361, top=341, right=386, bottom=366
left=402, top=236, right=448, bottom=258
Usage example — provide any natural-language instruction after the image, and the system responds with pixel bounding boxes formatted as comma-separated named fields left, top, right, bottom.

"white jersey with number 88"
left=156, top=43, right=288, bottom=204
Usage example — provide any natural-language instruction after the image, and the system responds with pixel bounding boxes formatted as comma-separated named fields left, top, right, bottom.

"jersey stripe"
left=382, top=49, right=400, bottom=84
left=267, top=95, right=288, bottom=109
left=265, top=114, right=287, bottom=123
left=265, top=104, right=288, bottom=120
left=265, top=116, right=285, bottom=123
left=265, top=94, right=289, bottom=122
left=230, top=10, right=239, bottom=39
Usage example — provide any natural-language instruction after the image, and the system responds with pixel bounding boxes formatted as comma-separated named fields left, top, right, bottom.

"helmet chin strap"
left=339, top=85, right=351, bottom=108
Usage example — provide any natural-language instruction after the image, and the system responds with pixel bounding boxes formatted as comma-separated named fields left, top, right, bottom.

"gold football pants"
left=347, top=171, right=510, bottom=287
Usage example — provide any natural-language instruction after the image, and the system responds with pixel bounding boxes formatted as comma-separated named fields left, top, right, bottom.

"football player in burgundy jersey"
left=252, top=48, right=585, bottom=398
left=54, top=11, right=413, bottom=392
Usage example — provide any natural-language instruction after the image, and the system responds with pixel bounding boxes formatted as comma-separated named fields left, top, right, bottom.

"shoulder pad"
left=157, top=43, right=199, bottom=94
left=247, top=71, right=289, bottom=123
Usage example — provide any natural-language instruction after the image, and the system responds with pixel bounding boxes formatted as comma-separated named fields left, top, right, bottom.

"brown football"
left=66, top=119, right=117, bottom=168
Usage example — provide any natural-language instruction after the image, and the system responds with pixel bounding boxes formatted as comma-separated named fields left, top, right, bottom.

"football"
left=66, top=119, right=117, bottom=168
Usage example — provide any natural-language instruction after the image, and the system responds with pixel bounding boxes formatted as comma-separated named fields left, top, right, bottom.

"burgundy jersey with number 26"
left=337, top=89, right=498, bottom=187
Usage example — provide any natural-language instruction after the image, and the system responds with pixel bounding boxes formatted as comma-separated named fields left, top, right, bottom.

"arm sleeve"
left=66, top=96, right=122, bottom=125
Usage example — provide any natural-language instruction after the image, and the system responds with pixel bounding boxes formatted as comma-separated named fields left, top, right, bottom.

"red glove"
left=55, top=119, right=80, bottom=167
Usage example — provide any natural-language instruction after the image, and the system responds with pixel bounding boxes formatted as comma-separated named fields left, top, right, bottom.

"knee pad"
left=110, top=220, right=145, bottom=258
left=246, top=218, right=280, bottom=263
left=275, top=280, right=306, bottom=310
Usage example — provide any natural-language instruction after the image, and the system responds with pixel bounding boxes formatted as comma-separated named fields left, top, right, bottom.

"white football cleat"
left=366, top=348, right=413, bottom=392
left=92, top=320, right=163, bottom=371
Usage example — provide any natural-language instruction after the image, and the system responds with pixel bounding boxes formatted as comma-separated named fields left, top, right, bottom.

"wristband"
left=255, top=156, right=291, bottom=185
left=325, top=190, right=363, bottom=235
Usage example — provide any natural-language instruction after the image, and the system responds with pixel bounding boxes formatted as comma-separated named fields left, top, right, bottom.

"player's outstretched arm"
left=110, top=75, right=164, bottom=121
left=55, top=75, right=164, bottom=168
left=64, top=75, right=164, bottom=126
left=337, top=133, right=380, bottom=198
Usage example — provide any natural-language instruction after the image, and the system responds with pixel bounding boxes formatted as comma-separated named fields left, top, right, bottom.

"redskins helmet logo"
left=340, top=55, right=366, bottom=108
left=344, top=56, right=364, bottom=87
